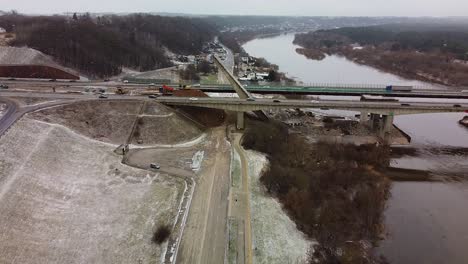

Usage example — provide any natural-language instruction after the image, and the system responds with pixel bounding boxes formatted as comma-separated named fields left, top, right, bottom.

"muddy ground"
left=9, top=96, right=71, bottom=107
left=125, top=147, right=199, bottom=172
left=269, top=108, right=409, bottom=145
left=30, top=100, right=203, bottom=146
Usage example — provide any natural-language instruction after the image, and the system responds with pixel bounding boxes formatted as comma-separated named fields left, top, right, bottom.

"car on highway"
left=273, top=99, right=281, bottom=103
left=148, top=95, right=158, bottom=99
left=0, top=84, right=8, bottom=89
left=123, top=80, right=129, bottom=83
left=104, top=79, right=110, bottom=82
left=69, top=79, right=77, bottom=82
left=8, top=78, right=15, bottom=81
left=49, top=79, right=56, bottom=82
left=150, top=163, right=160, bottom=169
left=99, top=94, right=108, bottom=99
left=246, top=98, right=255, bottom=101
left=401, top=103, right=411, bottom=106
left=454, top=104, right=462, bottom=107
left=189, top=97, right=198, bottom=101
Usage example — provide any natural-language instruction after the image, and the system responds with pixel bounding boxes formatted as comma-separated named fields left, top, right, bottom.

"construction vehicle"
left=115, top=87, right=129, bottom=95
left=159, top=84, right=174, bottom=95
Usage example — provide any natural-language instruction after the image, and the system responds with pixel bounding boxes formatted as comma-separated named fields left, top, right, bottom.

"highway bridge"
left=156, top=97, right=468, bottom=115
left=199, top=84, right=468, bottom=99
left=157, top=96, right=467, bottom=142
left=2, top=78, right=468, bottom=99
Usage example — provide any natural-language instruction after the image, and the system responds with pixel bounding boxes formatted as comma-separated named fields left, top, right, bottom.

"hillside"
left=0, top=46, right=60, bottom=66
left=0, top=13, right=216, bottom=78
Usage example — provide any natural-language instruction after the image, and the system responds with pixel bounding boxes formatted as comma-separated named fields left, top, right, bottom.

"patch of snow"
left=246, top=150, right=314, bottom=264
left=190, top=150, right=204, bottom=171
left=0, top=46, right=58, bottom=66
left=206, top=92, right=239, bottom=98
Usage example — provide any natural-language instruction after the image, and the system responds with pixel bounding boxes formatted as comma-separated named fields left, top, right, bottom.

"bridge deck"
left=157, top=97, right=468, bottom=115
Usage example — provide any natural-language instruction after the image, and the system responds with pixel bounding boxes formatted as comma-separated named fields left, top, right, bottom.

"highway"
left=156, top=96, right=468, bottom=115
left=1, top=88, right=467, bottom=115
left=0, top=97, right=19, bottom=136
left=3, top=78, right=468, bottom=99
left=201, top=85, right=468, bottom=99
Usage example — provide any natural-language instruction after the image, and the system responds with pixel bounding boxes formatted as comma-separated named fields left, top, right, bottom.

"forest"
left=294, top=22, right=468, bottom=86
left=243, top=119, right=392, bottom=264
left=296, top=23, right=468, bottom=59
left=0, top=12, right=216, bottom=77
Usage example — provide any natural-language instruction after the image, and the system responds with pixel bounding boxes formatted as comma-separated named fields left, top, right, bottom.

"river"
left=243, top=33, right=468, bottom=263
left=242, top=33, right=443, bottom=88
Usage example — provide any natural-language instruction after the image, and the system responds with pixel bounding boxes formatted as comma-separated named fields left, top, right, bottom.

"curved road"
left=0, top=96, right=82, bottom=137
left=0, top=97, right=19, bottom=136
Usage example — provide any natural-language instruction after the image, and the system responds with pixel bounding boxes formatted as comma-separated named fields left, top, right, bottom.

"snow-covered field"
left=0, top=117, right=185, bottom=264
left=246, top=150, right=312, bottom=264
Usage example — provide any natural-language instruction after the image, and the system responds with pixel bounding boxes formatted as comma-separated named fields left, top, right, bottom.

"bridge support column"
left=360, top=111, right=369, bottom=123
left=380, top=114, right=394, bottom=144
left=236, top=112, right=245, bottom=130
left=369, top=113, right=381, bottom=130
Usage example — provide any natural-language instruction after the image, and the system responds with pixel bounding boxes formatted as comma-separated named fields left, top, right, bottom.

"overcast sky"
left=1, top=0, right=467, bottom=17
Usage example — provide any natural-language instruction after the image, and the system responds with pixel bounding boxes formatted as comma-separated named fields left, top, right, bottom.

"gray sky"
left=1, top=0, right=467, bottom=17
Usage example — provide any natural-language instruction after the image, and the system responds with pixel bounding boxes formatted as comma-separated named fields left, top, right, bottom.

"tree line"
left=0, top=12, right=216, bottom=77
left=295, top=23, right=468, bottom=60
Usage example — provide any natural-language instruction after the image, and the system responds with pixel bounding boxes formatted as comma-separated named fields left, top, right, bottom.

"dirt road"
left=233, top=134, right=253, bottom=264
left=176, top=126, right=231, bottom=264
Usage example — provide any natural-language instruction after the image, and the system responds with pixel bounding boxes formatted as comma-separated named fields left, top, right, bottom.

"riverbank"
left=242, top=33, right=468, bottom=263
left=242, top=34, right=438, bottom=87
left=242, top=119, right=392, bottom=263
left=294, top=31, right=468, bottom=87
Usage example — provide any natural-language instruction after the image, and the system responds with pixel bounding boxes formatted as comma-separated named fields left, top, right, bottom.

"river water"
left=243, top=34, right=468, bottom=263
left=242, top=33, right=441, bottom=88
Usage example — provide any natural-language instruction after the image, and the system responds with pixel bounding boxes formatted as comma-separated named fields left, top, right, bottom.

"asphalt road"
left=2, top=78, right=468, bottom=99
left=0, top=97, right=84, bottom=137
left=0, top=97, right=19, bottom=136
left=156, top=96, right=468, bottom=114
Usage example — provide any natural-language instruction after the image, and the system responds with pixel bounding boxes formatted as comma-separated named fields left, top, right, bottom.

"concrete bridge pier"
left=380, top=114, right=394, bottom=143
left=368, top=113, right=381, bottom=130
left=367, top=113, right=394, bottom=143
left=236, top=111, right=245, bottom=130
left=360, top=111, right=369, bottom=123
